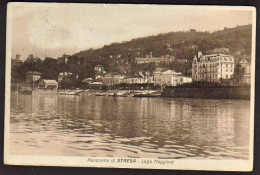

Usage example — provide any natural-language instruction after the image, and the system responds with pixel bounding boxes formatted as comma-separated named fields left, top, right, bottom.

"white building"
left=155, top=69, right=192, bottom=87
left=153, top=69, right=163, bottom=86
left=39, top=79, right=58, bottom=89
left=26, top=71, right=42, bottom=83
left=94, top=65, right=105, bottom=74
left=125, top=77, right=145, bottom=84
left=192, top=52, right=234, bottom=82
left=58, top=72, right=72, bottom=84
left=135, top=52, right=175, bottom=64
left=113, top=74, right=126, bottom=85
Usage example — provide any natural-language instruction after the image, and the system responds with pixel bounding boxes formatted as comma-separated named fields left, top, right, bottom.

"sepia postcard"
left=4, top=2, right=256, bottom=171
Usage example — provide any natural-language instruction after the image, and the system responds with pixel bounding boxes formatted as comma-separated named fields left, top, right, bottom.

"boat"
left=95, top=92, right=106, bottom=96
left=113, top=91, right=127, bottom=97
left=64, top=91, right=80, bottom=95
left=74, top=90, right=84, bottom=94
left=58, top=91, right=68, bottom=95
left=133, top=90, right=161, bottom=97
left=106, top=92, right=115, bottom=96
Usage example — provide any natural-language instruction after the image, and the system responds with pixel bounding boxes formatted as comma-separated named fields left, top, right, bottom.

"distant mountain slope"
left=12, top=25, right=252, bottom=82
left=75, top=24, right=252, bottom=63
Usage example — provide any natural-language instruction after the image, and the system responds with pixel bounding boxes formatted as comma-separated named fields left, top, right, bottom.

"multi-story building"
left=101, top=75, right=115, bottom=86
left=94, top=65, right=105, bottom=74
left=101, top=74, right=126, bottom=86
left=124, top=76, right=145, bottom=84
left=153, top=68, right=163, bottom=86
left=154, top=69, right=192, bottom=87
left=113, top=74, right=126, bottom=85
left=161, top=70, right=189, bottom=86
left=176, top=59, right=188, bottom=64
left=192, top=52, right=234, bottom=82
left=239, top=59, right=251, bottom=85
left=58, top=72, right=73, bottom=84
left=11, top=54, right=23, bottom=67
left=26, top=71, right=42, bottom=83
left=135, top=52, right=175, bottom=64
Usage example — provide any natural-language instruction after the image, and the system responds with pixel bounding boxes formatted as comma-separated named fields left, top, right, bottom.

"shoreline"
left=11, top=86, right=251, bottom=100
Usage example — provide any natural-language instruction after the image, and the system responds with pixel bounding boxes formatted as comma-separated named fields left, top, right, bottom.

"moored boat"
left=113, top=91, right=128, bottom=97
left=133, top=90, right=161, bottom=97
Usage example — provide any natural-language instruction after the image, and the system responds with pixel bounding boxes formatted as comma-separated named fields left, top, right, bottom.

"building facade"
left=11, top=54, right=23, bottom=67
left=161, top=70, right=182, bottom=86
left=39, top=79, right=58, bottom=89
left=153, top=69, right=192, bottom=87
left=101, top=74, right=126, bottom=86
left=135, top=53, right=175, bottom=64
left=26, top=71, right=42, bottom=83
left=239, top=59, right=251, bottom=85
left=58, top=72, right=73, bottom=84
left=94, top=65, right=105, bottom=74
left=192, top=52, right=234, bottom=82
left=153, top=69, right=163, bottom=86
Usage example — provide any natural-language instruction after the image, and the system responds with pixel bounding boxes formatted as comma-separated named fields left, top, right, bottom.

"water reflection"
left=10, top=94, right=250, bottom=159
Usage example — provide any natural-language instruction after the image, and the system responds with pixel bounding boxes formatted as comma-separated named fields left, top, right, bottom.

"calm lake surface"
left=10, top=94, right=250, bottom=159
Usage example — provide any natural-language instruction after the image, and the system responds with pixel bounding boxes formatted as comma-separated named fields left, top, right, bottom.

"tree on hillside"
left=233, top=63, right=245, bottom=85
left=18, top=54, right=43, bottom=80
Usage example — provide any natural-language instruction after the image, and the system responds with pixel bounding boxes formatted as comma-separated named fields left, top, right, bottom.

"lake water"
left=9, top=93, right=250, bottom=159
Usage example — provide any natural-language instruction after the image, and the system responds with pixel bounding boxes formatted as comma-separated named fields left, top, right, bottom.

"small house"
left=26, top=71, right=42, bottom=83
left=39, top=79, right=58, bottom=89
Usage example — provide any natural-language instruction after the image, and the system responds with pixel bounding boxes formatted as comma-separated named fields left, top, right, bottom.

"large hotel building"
left=192, top=52, right=234, bottom=82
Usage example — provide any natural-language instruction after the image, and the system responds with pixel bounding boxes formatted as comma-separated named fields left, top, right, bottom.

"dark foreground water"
left=10, top=94, right=250, bottom=159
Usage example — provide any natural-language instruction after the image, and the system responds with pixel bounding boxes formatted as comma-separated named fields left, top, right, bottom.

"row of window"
left=195, top=68, right=233, bottom=73
left=196, top=74, right=233, bottom=79
left=199, top=57, right=233, bottom=62
left=194, top=63, right=234, bottom=68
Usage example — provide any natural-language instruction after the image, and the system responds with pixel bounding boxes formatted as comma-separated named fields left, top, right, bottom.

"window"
left=230, top=69, right=232, bottom=72
left=226, top=64, right=228, bottom=67
left=226, top=69, right=228, bottom=72
left=226, top=74, right=228, bottom=79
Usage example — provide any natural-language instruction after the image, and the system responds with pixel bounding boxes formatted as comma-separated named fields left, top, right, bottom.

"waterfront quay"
left=12, top=84, right=250, bottom=100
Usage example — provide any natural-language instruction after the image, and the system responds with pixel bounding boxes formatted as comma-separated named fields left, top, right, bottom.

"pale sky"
left=9, top=3, right=253, bottom=60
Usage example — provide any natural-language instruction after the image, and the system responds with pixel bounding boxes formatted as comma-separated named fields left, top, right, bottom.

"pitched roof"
left=162, top=70, right=182, bottom=75
left=27, top=71, right=42, bottom=75
left=203, top=53, right=232, bottom=57
left=81, top=78, right=93, bottom=82
left=41, top=79, right=58, bottom=84
left=90, top=82, right=103, bottom=85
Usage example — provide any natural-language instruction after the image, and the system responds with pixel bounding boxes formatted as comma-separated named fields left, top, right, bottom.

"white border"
left=4, top=3, right=256, bottom=171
